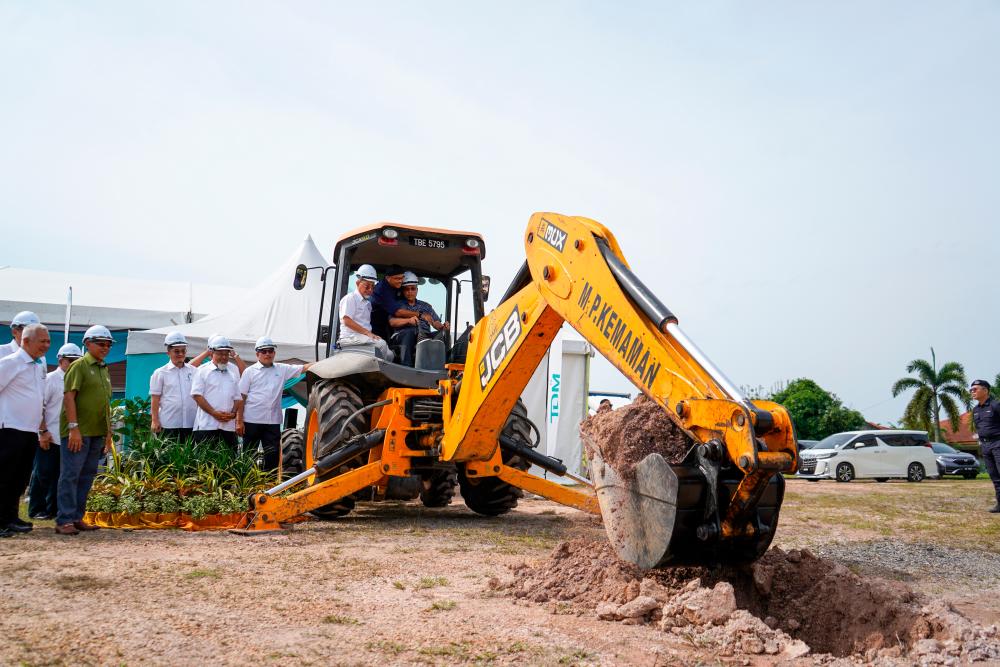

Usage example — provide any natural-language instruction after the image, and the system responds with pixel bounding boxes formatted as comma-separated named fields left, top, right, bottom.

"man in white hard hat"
left=1, top=311, right=41, bottom=358
left=236, top=337, right=313, bottom=471
left=338, top=264, right=393, bottom=362
left=390, top=271, right=450, bottom=367
left=190, top=335, right=243, bottom=451
left=57, top=325, right=114, bottom=535
left=149, top=332, right=206, bottom=442
left=0, top=323, right=50, bottom=537
left=27, top=343, right=82, bottom=520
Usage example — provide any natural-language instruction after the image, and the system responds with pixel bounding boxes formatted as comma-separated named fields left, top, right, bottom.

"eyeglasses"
left=92, top=341, right=113, bottom=348
left=258, top=349, right=276, bottom=354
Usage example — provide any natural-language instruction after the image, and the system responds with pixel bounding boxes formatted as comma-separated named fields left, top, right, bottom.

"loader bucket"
left=589, top=449, right=785, bottom=569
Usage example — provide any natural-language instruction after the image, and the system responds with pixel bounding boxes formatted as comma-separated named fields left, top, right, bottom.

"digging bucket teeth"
left=590, top=450, right=785, bottom=568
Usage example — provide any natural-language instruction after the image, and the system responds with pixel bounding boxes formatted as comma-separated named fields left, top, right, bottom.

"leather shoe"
left=989, top=504, right=1000, bottom=514
left=6, top=522, right=32, bottom=533
left=0, top=526, right=12, bottom=538
left=74, top=521, right=99, bottom=532
left=54, top=524, right=80, bottom=536
left=11, top=518, right=33, bottom=528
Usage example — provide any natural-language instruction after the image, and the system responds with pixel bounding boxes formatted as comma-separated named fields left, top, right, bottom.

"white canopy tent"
left=125, top=236, right=331, bottom=362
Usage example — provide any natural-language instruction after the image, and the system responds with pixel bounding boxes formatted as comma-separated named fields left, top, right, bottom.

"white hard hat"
left=83, top=325, right=114, bottom=342
left=208, top=335, right=234, bottom=351
left=164, top=331, right=187, bottom=347
left=355, top=264, right=378, bottom=283
left=11, top=311, right=40, bottom=327
left=255, top=336, right=276, bottom=350
left=401, top=271, right=419, bottom=286
left=57, top=343, right=83, bottom=359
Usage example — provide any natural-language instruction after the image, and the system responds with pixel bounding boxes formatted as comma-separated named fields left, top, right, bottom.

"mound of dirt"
left=579, top=394, right=694, bottom=477
left=491, top=538, right=1000, bottom=664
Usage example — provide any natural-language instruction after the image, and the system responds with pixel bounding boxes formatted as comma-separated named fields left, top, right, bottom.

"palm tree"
left=891, top=348, right=970, bottom=442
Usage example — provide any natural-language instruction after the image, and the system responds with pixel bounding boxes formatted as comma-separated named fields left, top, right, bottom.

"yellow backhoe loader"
left=240, top=214, right=798, bottom=568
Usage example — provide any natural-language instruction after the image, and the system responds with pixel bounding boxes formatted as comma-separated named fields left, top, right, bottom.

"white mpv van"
left=797, top=430, right=939, bottom=482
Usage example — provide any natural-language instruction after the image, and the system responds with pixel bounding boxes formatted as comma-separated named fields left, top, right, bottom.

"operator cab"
left=295, top=223, right=489, bottom=371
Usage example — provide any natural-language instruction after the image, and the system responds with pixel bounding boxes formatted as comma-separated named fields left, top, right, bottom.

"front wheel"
left=458, top=400, right=536, bottom=516
left=835, top=462, right=855, bottom=483
left=906, top=462, right=925, bottom=482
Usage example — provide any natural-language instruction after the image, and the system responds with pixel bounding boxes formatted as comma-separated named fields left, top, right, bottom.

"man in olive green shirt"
left=56, top=325, right=114, bottom=535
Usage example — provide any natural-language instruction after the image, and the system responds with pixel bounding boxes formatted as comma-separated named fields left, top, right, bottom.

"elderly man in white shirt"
left=190, top=335, right=243, bottom=452
left=0, top=323, right=51, bottom=537
left=0, top=311, right=41, bottom=358
left=338, top=264, right=393, bottom=362
left=150, top=332, right=210, bottom=442
left=235, top=337, right=313, bottom=471
left=27, top=343, right=82, bottom=521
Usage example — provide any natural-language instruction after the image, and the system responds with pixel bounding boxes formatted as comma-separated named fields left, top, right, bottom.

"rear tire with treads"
left=279, top=428, right=305, bottom=480
left=458, top=400, right=535, bottom=516
left=307, top=379, right=368, bottom=519
left=420, top=466, right=458, bottom=507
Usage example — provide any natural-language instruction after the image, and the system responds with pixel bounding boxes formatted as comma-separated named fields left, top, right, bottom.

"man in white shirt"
left=0, top=311, right=41, bottom=358
left=236, top=336, right=313, bottom=471
left=0, top=323, right=50, bottom=537
left=149, top=332, right=207, bottom=442
left=338, top=264, right=393, bottom=362
left=27, top=343, right=82, bottom=520
left=190, top=335, right=243, bottom=452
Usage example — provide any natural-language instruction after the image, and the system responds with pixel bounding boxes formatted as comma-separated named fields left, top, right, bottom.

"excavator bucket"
left=589, top=450, right=679, bottom=570
left=589, top=440, right=786, bottom=569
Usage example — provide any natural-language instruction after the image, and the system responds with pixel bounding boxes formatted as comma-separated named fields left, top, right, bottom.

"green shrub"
left=87, top=493, right=118, bottom=513
left=182, top=494, right=221, bottom=519
left=118, top=490, right=142, bottom=515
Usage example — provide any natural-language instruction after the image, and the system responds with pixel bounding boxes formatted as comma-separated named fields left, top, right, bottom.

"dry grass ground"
left=1, top=478, right=998, bottom=666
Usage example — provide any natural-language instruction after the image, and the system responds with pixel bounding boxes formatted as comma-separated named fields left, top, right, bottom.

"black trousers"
left=28, top=441, right=60, bottom=517
left=191, top=429, right=238, bottom=453
left=243, top=422, right=281, bottom=471
left=0, top=428, right=39, bottom=524
left=160, top=427, right=194, bottom=443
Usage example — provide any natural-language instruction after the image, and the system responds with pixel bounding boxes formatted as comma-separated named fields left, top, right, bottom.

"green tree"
left=770, top=378, right=867, bottom=440
left=890, top=348, right=969, bottom=442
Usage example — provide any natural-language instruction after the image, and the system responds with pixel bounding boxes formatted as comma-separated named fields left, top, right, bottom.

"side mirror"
left=481, top=275, right=491, bottom=302
left=293, top=264, right=308, bottom=290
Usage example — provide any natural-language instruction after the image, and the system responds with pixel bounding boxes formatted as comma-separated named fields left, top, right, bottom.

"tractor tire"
left=420, top=466, right=458, bottom=508
left=307, top=379, right=369, bottom=519
left=279, top=428, right=305, bottom=480
left=458, top=400, right=536, bottom=516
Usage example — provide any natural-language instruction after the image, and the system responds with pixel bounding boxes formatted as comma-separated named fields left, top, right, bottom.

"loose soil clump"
left=493, top=538, right=1000, bottom=664
left=579, top=394, right=693, bottom=477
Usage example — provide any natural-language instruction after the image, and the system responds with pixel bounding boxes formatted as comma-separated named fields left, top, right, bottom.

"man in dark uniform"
left=970, top=379, right=1000, bottom=513
left=370, top=265, right=406, bottom=340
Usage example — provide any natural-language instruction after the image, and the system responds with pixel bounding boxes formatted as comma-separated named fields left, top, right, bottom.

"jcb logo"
left=539, top=219, right=567, bottom=252
left=479, top=307, right=523, bottom=389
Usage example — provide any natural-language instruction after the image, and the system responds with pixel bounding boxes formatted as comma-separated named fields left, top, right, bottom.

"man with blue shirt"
left=370, top=264, right=405, bottom=340
left=390, top=271, right=449, bottom=367
left=971, top=379, right=1000, bottom=513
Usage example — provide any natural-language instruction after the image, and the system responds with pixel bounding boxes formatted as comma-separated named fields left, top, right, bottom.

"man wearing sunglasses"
left=236, top=337, right=313, bottom=471
left=56, top=325, right=115, bottom=535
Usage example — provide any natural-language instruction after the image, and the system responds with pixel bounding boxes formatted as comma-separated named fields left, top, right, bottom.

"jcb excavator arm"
left=440, top=213, right=798, bottom=567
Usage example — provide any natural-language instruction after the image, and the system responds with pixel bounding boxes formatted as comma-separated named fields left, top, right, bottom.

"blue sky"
left=2, top=2, right=998, bottom=425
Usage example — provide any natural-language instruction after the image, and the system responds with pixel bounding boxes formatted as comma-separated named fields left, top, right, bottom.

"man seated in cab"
left=337, top=264, right=393, bottom=362
left=390, top=271, right=449, bottom=367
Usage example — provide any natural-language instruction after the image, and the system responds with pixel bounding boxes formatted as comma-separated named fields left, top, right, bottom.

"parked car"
left=796, top=430, right=939, bottom=483
left=930, top=442, right=980, bottom=479
left=797, top=439, right=818, bottom=450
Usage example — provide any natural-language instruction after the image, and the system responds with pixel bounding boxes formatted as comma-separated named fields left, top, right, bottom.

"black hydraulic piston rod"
left=264, top=429, right=386, bottom=496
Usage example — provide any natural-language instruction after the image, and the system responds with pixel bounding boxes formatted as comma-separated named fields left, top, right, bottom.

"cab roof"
left=333, top=222, right=486, bottom=278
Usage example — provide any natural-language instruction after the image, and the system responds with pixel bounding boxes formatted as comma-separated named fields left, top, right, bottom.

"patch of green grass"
left=418, top=641, right=472, bottom=658
left=426, top=599, right=456, bottom=612
left=322, top=614, right=359, bottom=625
left=366, top=640, right=407, bottom=656
left=414, top=576, right=449, bottom=590
left=184, top=568, right=221, bottom=580
left=392, top=580, right=406, bottom=590
left=558, top=649, right=594, bottom=665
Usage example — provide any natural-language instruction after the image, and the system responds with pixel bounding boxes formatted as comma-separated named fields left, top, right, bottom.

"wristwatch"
left=67, top=422, right=79, bottom=430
